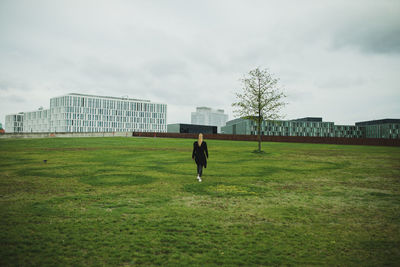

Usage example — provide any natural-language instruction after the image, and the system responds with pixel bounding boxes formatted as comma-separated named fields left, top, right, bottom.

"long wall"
left=0, top=132, right=133, bottom=139
left=1, top=131, right=399, bottom=146
left=133, top=132, right=400, bottom=147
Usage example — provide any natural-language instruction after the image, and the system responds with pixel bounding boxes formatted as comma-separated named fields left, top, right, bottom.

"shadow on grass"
left=252, top=150, right=267, bottom=154
left=80, top=173, right=157, bottom=187
left=184, top=181, right=268, bottom=197
left=28, top=192, right=172, bottom=218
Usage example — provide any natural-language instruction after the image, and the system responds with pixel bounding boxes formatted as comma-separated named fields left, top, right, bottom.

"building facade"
left=222, top=117, right=370, bottom=138
left=355, top=119, right=400, bottom=139
left=23, top=108, right=51, bottom=132
left=5, top=113, right=24, bottom=133
left=4, top=93, right=167, bottom=133
left=191, top=107, right=228, bottom=133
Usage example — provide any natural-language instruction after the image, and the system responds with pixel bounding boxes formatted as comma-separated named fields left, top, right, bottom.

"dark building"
left=355, top=119, right=400, bottom=126
left=291, top=117, right=323, bottom=122
left=167, top=123, right=217, bottom=134
left=222, top=117, right=400, bottom=139
left=355, top=119, right=400, bottom=139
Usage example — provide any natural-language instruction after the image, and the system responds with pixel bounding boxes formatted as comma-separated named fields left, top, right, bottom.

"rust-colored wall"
left=132, top=132, right=400, bottom=147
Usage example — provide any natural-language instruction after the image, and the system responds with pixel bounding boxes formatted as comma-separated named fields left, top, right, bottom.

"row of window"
left=55, top=120, right=164, bottom=128
left=58, top=106, right=167, bottom=117
left=53, top=125, right=167, bottom=133
left=259, top=121, right=335, bottom=128
left=51, top=96, right=167, bottom=113
left=254, top=126, right=362, bottom=134
left=252, top=132, right=337, bottom=137
left=262, top=127, right=343, bottom=132
left=257, top=124, right=359, bottom=131
left=6, top=115, right=23, bottom=122
left=59, top=111, right=165, bottom=120
left=57, top=127, right=166, bottom=133
left=24, top=111, right=49, bottom=120
left=249, top=131, right=364, bottom=138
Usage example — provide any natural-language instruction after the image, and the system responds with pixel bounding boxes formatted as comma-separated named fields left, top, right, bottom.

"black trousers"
left=197, top=164, right=204, bottom=177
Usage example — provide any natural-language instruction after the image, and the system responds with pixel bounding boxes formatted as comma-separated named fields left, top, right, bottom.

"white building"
left=5, top=113, right=24, bottom=133
left=23, top=108, right=51, bottom=132
left=191, top=107, right=228, bottom=133
left=4, top=93, right=167, bottom=133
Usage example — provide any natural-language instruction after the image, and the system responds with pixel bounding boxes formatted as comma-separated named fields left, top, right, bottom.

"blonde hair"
left=198, top=133, right=203, bottom=146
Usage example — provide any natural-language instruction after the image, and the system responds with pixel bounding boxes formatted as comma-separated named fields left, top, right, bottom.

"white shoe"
left=198, top=177, right=202, bottom=182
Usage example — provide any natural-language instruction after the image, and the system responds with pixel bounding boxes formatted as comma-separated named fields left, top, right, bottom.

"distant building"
left=191, top=107, right=228, bottom=133
left=5, top=113, right=24, bottom=133
left=356, top=119, right=400, bottom=139
left=221, top=117, right=385, bottom=138
left=4, top=93, right=167, bottom=133
left=22, top=107, right=51, bottom=132
left=167, top=123, right=217, bottom=134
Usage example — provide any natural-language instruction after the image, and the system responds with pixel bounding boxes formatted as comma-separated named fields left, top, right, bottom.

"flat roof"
left=52, top=93, right=163, bottom=103
left=67, top=93, right=151, bottom=102
left=168, top=123, right=217, bottom=128
left=291, top=117, right=323, bottom=122
left=355, top=119, right=400, bottom=126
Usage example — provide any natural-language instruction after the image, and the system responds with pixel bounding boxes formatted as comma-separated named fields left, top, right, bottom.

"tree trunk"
left=258, top=117, right=261, bottom=152
left=258, top=76, right=262, bottom=152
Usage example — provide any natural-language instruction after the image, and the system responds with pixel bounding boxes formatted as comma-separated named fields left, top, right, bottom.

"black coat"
left=192, top=141, right=208, bottom=168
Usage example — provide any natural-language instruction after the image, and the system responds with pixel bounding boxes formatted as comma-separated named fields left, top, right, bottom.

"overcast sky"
left=1, top=0, right=399, bottom=126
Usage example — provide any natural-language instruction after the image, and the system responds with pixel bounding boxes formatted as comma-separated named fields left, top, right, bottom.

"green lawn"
left=1, top=137, right=399, bottom=266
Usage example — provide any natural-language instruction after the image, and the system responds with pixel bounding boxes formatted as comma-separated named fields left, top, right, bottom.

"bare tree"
left=232, top=67, right=286, bottom=152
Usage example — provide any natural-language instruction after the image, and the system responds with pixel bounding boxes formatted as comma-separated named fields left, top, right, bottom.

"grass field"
left=1, top=137, right=399, bottom=266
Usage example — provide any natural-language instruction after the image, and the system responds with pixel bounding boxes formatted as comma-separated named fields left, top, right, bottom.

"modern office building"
left=167, top=123, right=217, bottom=134
left=356, top=119, right=400, bottom=139
left=191, top=107, right=228, bottom=133
left=5, top=113, right=24, bottom=133
left=23, top=108, right=51, bottom=132
left=222, top=117, right=369, bottom=138
left=4, top=93, right=167, bottom=133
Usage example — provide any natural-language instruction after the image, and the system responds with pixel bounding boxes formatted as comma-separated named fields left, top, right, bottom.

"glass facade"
left=356, top=119, right=400, bottom=139
left=4, top=93, right=167, bottom=133
left=222, top=118, right=370, bottom=139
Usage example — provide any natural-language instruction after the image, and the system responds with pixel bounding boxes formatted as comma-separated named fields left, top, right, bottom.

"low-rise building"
left=222, top=117, right=374, bottom=138
left=167, top=123, right=217, bottom=134
left=23, top=108, right=51, bottom=132
left=356, top=119, right=400, bottom=139
left=5, top=113, right=24, bottom=133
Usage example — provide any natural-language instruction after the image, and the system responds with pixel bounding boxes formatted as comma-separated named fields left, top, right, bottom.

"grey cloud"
left=315, top=75, right=366, bottom=90
left=325, top=1, right=400, bottom=54
left=1, top=94, right=26, bottom=103
left=1, top=0, right=399, bottom=125
left=333, top=24, right=400, bottom=54
left=145, top=59, right=189, bottom=78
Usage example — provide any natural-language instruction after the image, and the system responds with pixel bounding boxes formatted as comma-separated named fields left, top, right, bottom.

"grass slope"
left=0, top=137, right=399, bottom=266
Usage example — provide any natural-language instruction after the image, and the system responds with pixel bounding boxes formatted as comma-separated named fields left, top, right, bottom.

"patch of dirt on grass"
left=136, top=146, right=190, bottom=152
left=44, top=147, right=100, bottom=151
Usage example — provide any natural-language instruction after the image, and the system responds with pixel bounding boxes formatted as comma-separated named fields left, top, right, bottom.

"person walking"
left=192, top=133, right=208, bottom=182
